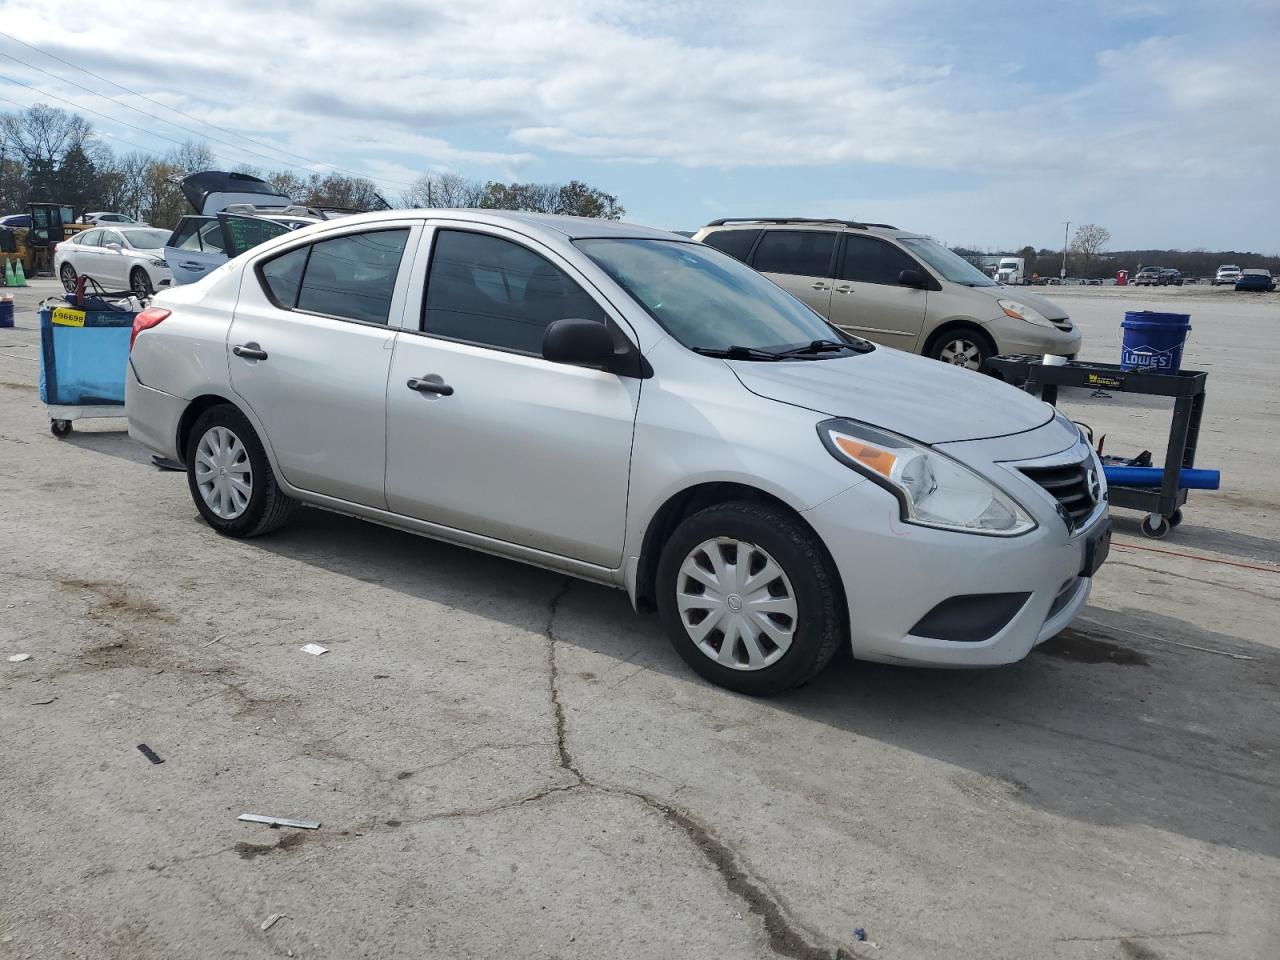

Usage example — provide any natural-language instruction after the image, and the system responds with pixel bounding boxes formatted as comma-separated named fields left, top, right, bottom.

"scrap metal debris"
left=300, top=643, right=329, bottom=656
left=260, top=913, right=285, bottom=931
left=137, top=744, right=164, bottom=765
left=239, top=813, right=321, bottom=830
left=30, top=697, right=57, bottom=705
left=8, top=653, right=32, bottom=662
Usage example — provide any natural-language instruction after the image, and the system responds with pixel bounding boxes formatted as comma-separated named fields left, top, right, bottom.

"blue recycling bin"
left=38, top=305, right=133, bottom=406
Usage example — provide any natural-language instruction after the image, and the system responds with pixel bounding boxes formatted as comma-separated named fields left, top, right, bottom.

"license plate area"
left=1080, top=519, right=1112, bottom=578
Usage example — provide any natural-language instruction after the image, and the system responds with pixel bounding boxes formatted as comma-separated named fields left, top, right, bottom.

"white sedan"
left=54, top=225, right=173, bottom=296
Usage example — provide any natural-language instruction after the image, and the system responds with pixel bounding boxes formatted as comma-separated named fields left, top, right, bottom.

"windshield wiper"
left=773, top=338, right=870, bottom=359
left=691, top=345, right=783, bottom=361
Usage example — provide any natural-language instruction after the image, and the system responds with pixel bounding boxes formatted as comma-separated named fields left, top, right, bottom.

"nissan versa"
left=126, top=211, right=1111, bottom=694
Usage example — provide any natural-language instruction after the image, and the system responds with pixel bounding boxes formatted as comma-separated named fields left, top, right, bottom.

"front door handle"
left=835, top=285, right=854, bottom=294
left=810, top=281, right=829, bottom=290
left=179, top=262, right=207, bottom=270
left=232, top=343, right=268, bottom=361
left=407, top=374, right=453, bottom=397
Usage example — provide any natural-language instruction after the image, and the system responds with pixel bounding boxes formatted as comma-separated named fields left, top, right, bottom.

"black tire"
left=1168, top=507, right=1183, bottom=528
left=926, top=325, right=994, bottom=372
left=656, top=501, right=845, bottom=695
left=130, top=267, right=153, bottom=297
left=51, top=419, right=72, bottom=438
left=185, top=404, right=295, bottom=538
left=60, top=263, right=77, bottom=293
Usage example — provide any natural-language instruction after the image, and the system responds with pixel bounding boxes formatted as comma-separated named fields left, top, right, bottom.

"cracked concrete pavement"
left=1, top=279, right=1278, bottom=959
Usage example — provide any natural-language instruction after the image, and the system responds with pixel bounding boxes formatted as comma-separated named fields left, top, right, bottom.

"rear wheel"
left=927, top=326, right=993, bottom=372
left=656, top=502, right=844, bottom=695
left=185, top=405, right=295, bottom=538
left=130, top=267, right=153, bottom=297
left=60, top=263, right=77, bottom=293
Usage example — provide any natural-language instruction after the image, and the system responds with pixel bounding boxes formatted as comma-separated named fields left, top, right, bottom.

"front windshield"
left=898, top=237, right=997, bottom=286
left=576, top=238, right=857, bottom=353
left=124, top=229, right=170, bottom=249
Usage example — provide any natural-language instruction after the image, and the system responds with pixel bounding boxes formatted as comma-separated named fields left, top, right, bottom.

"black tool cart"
left=984, top=356, right=1208, bottom=539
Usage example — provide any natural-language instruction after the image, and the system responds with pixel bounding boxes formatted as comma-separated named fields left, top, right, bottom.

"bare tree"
left=1070, top=223, right=1111, bottom=273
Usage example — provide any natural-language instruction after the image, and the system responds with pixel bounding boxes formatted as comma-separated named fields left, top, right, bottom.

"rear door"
left=748, top=230, right=837, bottom=318
left=827, top=234, right=929, bottom=350
left=69, top=229, right=103, bottom=282
left=227, top=224, right=419, bottom=507
left=165, top=217, right=224, bottom=285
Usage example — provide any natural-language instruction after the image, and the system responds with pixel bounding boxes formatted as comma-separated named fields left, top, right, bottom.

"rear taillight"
left=130, top=308, right=170, bottom=350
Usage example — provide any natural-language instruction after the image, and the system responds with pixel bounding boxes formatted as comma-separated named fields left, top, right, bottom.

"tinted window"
left=839, top=235, right=921, bottom=285
left=296, top=229, right=410, bottom=325
left=197, top=220, right=227, bottom=254
left=701, top=229, right=761, bottom=262
left=168, top=219, right=203, bottom=251
left=751, top=231, right=836, bottom=277
left=260, top=246, right=310, bottom=308
left=222, top=215, right=291, bottom=257
left=424, top=230, right=607, bottom=353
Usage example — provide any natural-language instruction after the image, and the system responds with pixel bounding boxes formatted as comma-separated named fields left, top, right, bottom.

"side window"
left=295, top=229, right=411, bottom=325
left=423, top=230, right=608, bottom=354
left=260, top=245, right=310, bottom=308
left=78, top=229, right=102, bottom=247
left=197, top=220, right=227, bottom=254
left=839, top=236, right=922, bottom=286
left=169, top=219, right=202, bottom=251
left=750, top=230, right=837, bottom=277
left=102, top=230, right=123, bottom=248
left=701, top=229, right=761, bottom=262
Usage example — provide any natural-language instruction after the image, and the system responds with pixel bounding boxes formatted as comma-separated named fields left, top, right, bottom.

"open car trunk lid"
left=178, top=171, right=294, bottom=216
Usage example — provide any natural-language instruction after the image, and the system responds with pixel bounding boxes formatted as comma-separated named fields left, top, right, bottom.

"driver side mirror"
left=106, top=242, right=123, bottom=253
left=542, top=318, right=616, bottom=367
left=898, top=269, right=929, bottom=290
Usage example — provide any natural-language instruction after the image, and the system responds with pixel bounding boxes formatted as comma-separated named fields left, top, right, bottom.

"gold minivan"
left=692, top=218, right=1080, bottom=370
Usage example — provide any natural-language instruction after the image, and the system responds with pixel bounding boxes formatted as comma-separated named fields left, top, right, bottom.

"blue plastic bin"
left=1120, top=311, right=1191, bottom=374
left=38, top=306, right=132, bottom=406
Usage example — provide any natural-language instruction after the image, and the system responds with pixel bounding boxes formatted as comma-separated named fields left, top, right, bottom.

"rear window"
left=701, top=229, right=761, bottom=262
left=293, top=230, right=411, bottom=325
left=750, top=230, right=836, bottom=277
left=260, top=246, right=310, bottom=307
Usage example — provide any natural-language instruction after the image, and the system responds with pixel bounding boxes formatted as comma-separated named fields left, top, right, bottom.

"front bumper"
left=802, top=430, right=1107, bottom=667
left=984, top=316, right=1081, bottom=358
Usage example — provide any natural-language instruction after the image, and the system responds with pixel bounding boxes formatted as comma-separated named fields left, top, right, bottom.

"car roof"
left=696, top=218, right=924, bottom=240
left=309, top=209, right=688, bottom=243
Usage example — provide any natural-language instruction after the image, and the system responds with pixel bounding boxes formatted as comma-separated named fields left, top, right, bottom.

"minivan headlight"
left=818, top=419, right=1036, bottom=536
left=998, top=298, right=1053, bottom=327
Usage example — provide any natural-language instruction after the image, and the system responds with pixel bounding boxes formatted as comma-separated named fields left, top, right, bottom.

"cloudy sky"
left=4, top=0, right=1278, bottom=251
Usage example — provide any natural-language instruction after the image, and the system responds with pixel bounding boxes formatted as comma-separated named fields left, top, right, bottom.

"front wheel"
left=656, top=502, right=844, bottom=695
left=927, top=327, right=993, bottom=372
left=185, top=405, right=295, bottom=537
left=130, top=267, right=154, bottom=297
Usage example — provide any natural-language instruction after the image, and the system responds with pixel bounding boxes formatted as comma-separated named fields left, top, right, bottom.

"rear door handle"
left=407, top=375, right=453, bottom=397
left=232, top=343, right=268, bottom=361
left=810, top=281, right=829, bottom=290
left=179, top=262, right=207, bottom=270
left=835, top=285, right=854, bottom=294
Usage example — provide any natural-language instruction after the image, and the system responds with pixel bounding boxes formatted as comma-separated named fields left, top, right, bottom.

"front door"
left=827, top=235, right=929, bottom=350
left=165, top=217, right=226, bottom=285
left=748, top=229, right=837, bottom=320
left=97, top=229, right=129, bottom=287
left=384, top=227, right=639, bottom=569
left=226, top=225, right=418, bottom=506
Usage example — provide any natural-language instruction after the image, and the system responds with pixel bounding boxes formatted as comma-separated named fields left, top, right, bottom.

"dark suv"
left=1158, top=268, right=1183, bottom=287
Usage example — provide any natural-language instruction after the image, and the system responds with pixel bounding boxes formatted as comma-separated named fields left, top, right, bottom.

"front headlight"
left=818, top=419, right=1036, bottom=536
left=150, top=258, right=168, bottom=268
left=997, top=298, right=1054, bottom=327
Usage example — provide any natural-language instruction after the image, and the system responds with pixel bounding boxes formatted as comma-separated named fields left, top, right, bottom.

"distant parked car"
left=1234, top=269, right=1276, bottom=292
left=1085, top=278, right=1104, bottom=285
left=1213, top=265, right=1241, bottom=286
left=0, top=213, right=31, bottom=230
left=1158, top=268, right=1183, bottom=286
left=1132, top=267, right=1162, bottom=287
left=54, top=225, right=173, bottom=296
left=693, top=218, right=1079, bottom=370
left=80, top=211, right=141, bottom=225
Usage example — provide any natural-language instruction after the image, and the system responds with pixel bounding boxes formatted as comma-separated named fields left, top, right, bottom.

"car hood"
left=974, top=284, right=1068, bottom=320
left=729, top=348, right=1054, bottom=444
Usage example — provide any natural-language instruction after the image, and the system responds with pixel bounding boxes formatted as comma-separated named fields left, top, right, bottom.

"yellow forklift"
left=0, top=202, right=89, bottom=278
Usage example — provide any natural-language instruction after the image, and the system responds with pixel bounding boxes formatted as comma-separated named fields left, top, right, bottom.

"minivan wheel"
left=928, top=327, right=992, bottom=371
left=185, top=405, right=295, bottom=537
left=656, top=502, right=844, bottom=695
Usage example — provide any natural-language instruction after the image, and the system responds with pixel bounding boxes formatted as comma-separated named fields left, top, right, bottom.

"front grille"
left=1020, top=460, right=1095, bottom=529
left=1052, top=319, right=1073, bottom=332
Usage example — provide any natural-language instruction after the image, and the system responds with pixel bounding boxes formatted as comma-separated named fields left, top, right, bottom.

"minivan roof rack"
left=703, top=217, right=898, bottom=230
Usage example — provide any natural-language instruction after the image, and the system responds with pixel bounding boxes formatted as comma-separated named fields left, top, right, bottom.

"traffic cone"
left=13, top=259, right=25, bottom=286
left=3, top=259, right=14, bottom=286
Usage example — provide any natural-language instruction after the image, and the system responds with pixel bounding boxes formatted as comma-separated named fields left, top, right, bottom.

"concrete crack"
left=539, top=577, right=842, bottom=959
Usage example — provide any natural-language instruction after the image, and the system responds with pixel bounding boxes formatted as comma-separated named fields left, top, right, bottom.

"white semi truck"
left=995, top=257, right=1026, bottom=285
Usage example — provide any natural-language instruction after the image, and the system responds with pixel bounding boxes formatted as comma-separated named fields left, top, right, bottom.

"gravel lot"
left=1, top=277, right=1277, bottom=960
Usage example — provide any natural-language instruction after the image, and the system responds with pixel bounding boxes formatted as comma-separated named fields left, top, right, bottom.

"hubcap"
left=676, top=538, right=797, bottom=671
left=939, top=338, right=982, bottom=370
left=193, top=426, right=252, bottom=519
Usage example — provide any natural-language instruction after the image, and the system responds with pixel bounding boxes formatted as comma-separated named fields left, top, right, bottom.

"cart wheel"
left=1168, top=508, right=1183, bottom=528
left=1140, top=513, right=1171, bottom=539
left=51, top=419, right=72, bottom=438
